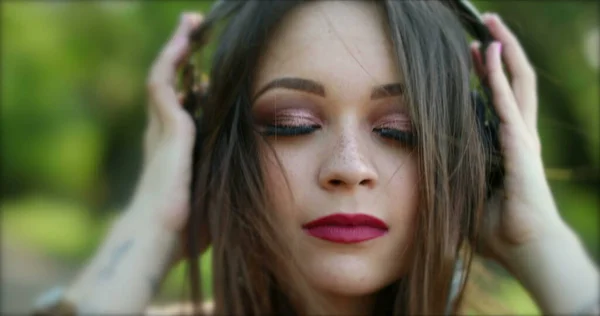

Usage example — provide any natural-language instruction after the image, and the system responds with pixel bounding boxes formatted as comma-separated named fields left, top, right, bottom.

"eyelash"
left=373, top=128, right=415, bottom=146
left=262, top=124, right=320, bottom=136
left=262, top=124, right=415, bottom=146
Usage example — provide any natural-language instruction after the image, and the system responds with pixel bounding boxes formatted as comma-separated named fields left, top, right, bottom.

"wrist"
left=124, top=193, right=196, bottom=265
left=499, top=217, right=573, bottom=273
left=500, top=221, right=598, bottom=313
left=113, top=206, right=181, bottom=266
left=60, top=203, right=181, bottom=313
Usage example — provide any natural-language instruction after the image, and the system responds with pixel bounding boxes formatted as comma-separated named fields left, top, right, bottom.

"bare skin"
left=59, top=5, right=598, bottom=315
left=252, top=3, right=417, bottom=314
left=472, top=14, right=599, bottom=314
left=62, top=13, right=202, bottom=314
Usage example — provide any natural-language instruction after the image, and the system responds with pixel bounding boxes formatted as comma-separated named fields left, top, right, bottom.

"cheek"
left=386, top=154, right=419, bottom=220
left=259, top=139, right=421, bottom=293
left=377, top=152, right=420, bottom=270
left=259, top=142, right=308, bottom=215
left=261, top=146, right=286, bottom=206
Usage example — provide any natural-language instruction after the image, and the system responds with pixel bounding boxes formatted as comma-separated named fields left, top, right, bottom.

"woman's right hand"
left=56, top=14, right=206, bottom=314
left=129, top=12, right=203, bottom=234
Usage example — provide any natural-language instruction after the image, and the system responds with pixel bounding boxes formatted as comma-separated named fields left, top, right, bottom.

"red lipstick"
left=302, top=213, right=389, bottom=244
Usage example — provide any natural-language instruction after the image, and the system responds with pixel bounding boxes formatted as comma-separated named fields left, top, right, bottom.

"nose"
left=318, top=131, right=378, bottom=191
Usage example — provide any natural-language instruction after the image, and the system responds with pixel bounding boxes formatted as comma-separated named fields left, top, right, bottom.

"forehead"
left=254, top=1, right=402, bottom=94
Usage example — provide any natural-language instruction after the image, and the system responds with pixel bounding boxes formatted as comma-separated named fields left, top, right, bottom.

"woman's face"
left=252, top=0, right=419, bottom=301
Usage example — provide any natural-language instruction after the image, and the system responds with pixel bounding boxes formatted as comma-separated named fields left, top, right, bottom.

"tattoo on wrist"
left=98, top=239, right=134, bottom=279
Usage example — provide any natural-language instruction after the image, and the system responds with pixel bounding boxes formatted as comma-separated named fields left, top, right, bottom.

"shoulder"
left=145, top=301, right=214, bottom=316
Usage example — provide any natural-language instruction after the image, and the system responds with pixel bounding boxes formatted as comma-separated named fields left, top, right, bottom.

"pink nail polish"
left=497, top=42, right=503, bottom=56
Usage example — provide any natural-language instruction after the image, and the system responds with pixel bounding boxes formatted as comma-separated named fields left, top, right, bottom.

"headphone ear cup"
left=471, top=89, right=504, bottom=198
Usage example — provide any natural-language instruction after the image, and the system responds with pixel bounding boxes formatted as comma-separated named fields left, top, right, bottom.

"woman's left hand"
left=470, top=13, right=599, bottom=314
left=471, top=13, right=564, bottom=265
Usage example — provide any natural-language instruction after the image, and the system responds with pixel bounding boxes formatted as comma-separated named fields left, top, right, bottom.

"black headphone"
left=183, top=0, right=504, bottom=197
left=445, top=0, right=504, bottom=197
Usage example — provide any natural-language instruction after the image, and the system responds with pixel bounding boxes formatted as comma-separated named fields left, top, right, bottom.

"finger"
left=470, top=41, right=486, bottom=79
left=147, top=13, right=203, bottom=122
left=486, top=41, right=525, bottom=130
left=155, top=13, right=202, bottom=85
left=482, top=13, right=538, bottom=132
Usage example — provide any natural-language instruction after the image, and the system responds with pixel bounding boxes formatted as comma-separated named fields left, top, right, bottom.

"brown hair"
left=183, top=1, right=488, bottom=314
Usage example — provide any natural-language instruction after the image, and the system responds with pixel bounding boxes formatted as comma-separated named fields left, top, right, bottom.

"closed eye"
left=374, top=128, right=415, bottom=146
left=262, top=124, right=320, bottom=136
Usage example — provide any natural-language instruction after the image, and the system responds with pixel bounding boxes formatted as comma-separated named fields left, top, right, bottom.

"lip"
left=302, top=213, right=389, bottom=244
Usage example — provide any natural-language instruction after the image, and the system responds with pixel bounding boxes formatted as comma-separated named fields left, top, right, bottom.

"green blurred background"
left=1, top=1, right=598, bottom=314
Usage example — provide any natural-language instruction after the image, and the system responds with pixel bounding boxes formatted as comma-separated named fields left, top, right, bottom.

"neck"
left=297, top=290, right=377, bottom=316
left=321, top=292, right=376, bottom=316
left=305, top=282, right=400, bottom=315
left=282, top=278, right=400, bottom=315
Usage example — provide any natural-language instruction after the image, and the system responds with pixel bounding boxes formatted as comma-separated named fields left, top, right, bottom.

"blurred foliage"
left=1, top=0, right=598, bottom=313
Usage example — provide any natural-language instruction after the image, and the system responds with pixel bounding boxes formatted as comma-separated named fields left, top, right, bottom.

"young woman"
left=33, top=1, right=598, bottom=315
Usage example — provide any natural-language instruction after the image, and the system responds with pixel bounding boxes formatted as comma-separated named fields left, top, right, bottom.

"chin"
left=301, top=251, right=401, bottom=297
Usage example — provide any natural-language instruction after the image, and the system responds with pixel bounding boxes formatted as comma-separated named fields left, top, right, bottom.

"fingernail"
left=188, top=14, right=202, bottom=26
left=180, top=13, right=194, bottom=27
left=490, top=13, right=502, bottom=25
left=179, top=13, right=201, bottom=31
left=487, top=42, right=500, bottom=68
left=482, top=12, right=495, bottom=24
left=491, top=42, right=502, bottom=67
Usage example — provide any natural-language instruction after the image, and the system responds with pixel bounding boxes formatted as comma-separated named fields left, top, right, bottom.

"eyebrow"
left=253, top=77, right=404, bottom=101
